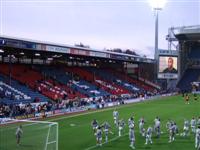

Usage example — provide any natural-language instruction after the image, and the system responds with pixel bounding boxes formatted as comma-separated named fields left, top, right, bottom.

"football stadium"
left=0, top=0, right=200, bottom=150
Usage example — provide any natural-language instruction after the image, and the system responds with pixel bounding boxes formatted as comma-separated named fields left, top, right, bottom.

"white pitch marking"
left=84, top=133, right=129, bottom=150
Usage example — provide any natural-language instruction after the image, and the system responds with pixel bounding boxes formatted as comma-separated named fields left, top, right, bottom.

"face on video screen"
left=159, top=56, right=178, bottom=74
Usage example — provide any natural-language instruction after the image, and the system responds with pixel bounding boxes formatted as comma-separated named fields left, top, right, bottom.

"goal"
left=0, top=119, right=58, bottom=150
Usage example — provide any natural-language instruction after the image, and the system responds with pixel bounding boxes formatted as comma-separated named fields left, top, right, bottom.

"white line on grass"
left=84, top=133, right=129, bottom=150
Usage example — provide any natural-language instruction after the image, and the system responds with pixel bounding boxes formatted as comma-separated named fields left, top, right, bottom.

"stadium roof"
left=172, top=25, right=200, bottom=41
left=0, top=35, right=154, bottom=63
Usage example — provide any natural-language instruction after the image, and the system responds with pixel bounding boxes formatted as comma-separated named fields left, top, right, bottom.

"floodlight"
left=35, top=53, right=40, bottom=56
left=0, top=49, right=4, bottom=53
left=149, top=0, right=167, bottom=10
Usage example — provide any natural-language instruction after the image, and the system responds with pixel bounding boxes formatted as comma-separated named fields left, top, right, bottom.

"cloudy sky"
left=0, top=0, right=200, bottom=58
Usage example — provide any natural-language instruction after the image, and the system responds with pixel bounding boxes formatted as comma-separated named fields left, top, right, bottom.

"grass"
left=1, top=94, right=200, bottom=150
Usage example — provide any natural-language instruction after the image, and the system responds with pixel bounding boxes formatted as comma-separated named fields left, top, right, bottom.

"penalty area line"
left=84, top=133, right=128, bottom=150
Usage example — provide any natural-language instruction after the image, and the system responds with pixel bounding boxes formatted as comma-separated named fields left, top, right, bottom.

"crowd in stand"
left=0, top=91, right=157, bottom=119
left=0, top=102, right=52, bottom=118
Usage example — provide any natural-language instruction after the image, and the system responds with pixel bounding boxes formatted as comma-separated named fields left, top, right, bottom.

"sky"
left=0, top=0, right=200, bottom=58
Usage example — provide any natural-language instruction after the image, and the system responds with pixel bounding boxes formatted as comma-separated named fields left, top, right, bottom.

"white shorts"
left=119, top=126, right=123, bottom=130
left=96, top=137, right=102, bottom=141
left=184, top=126, right=189, bottom=131
left=130, top=137, right=135, bottom=142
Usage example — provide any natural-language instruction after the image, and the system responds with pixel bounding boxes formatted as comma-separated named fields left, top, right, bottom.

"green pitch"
left=1, top=94, right=200, bottom=150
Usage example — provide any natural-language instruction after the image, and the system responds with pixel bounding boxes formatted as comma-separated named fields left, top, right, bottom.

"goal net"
left=0, top=119, right=58, bottom=150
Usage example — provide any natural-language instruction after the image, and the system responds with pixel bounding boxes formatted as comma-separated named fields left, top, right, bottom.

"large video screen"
left=158, top=56, right=178, bottom=79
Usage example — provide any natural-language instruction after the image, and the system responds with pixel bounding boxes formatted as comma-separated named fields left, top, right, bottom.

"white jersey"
left=146, top=127, right=153, bottom=136
left=16, top=127, right=23, bottom=136
left=103, top=122, right=110, bottom=133
left=129, top=128, right=135, bottom=141
left=128, top=118, right=134, bottom=128
left=197, top=119, right=200, bottom=126
left=196, top=128, right=200, bottom=139
left=184, top=120, right=189, bottom=127
left=166, top=121, right=171, bottom=130
left=155, top=120, right=161, bottom=128
left=119, top=120, right=125, bottom=128
left=96, top=129, right=102, bottom=139
left=154, top=118, right=158, bottom=124
left=91, top=120, right=98, bottom=129
left=113, top=111, right=119, bottom=119
left=191, top=119, right=196, bottom=127
left=139, top=118, right=144, bottom=126
left=169, top=124, right=176, bottom=134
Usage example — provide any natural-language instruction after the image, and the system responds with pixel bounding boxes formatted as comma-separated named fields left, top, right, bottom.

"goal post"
left=45, top=122, right=59, bottom=150
left=0, top=119, right=58, bottom=150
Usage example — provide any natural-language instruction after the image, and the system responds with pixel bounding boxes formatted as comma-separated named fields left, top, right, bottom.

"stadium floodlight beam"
left=149, top=0, right=167, bottom=80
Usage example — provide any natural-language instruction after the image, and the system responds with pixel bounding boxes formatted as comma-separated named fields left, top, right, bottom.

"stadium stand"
left=36, top=65, right=110, bottom=97
left=188, top=43, right=200, bottom=59
left=0, top=64, right=85, bottom=102
left=66, top=67, right=131, bottom=95
left=177, top=68, right=200, bottom=91
left=0, top=74, right=49, bottom=104
left=84, top=67, right=151, bottom=94
left=107, top=69, right=156, bottom=92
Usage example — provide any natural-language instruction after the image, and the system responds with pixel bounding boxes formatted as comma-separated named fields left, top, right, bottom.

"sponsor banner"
left=70, top=48, right=90, bottom=56
left=192, top=91, right=200, bottom=94
left=158, top=73, right=178, bottom=79
left=90, top=51, right=96, bottom=56
left=46, top=45, right=70, bottom=53
left=0, top=39, right=36, bottom=49
left=78, top=49, right=90, bottom=56
left=70, top=48, right=79, bottom=54
left=159, top=50, right=178, bottom=56
left=105, top=102, right=119, bottom=107
left=36, top=44, right=46, bottom=51
left=124, top=98, right=141, bottom=104
left=110, top=54, right=125, bottom=60
left=15, top=114, right=35, bottom=119
left=35, top=111, right=53, bottom=117
left=0, top=118, right=12, bottom=124
left=106, top=53, right=110, bottom=58
left=95, top=52, right=107, bottom=57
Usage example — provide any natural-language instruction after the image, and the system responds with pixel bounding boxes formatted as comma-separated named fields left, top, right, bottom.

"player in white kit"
left=102, top=121, right=111, bottom=142
left=113, top=109, right=119, bottom=127
left=145, top=126, right=153, bottom=145
left=191, top=117, right=197, bottom=134
left=181, top=119, right=190, bottom=137
left=16, top=125, right=23, bottom=146
left=195, top=126, right=200, bottom=149
left=96, top=126, right=102, bottom=146
left=197, top=117, right=200, bottom=126
left=118, top=119, right=126, bottom=137
left=139, top=117, right=145, bottom=137
left=168, top=122, right=176, bottom=143
left=128, top=117, right=134, bottom=129
left=154, top=117, right=161, bottom=138
left=129, top=123, right=135, bottom=149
